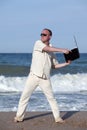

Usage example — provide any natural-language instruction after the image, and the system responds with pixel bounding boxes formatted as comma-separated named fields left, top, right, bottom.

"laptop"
left=64, top=36, right=80, bottom=62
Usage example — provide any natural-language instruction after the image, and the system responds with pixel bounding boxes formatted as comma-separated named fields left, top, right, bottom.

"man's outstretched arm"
left=43, top=46, right=70, bottom=54
left=53, top=60, right=71, bottom=69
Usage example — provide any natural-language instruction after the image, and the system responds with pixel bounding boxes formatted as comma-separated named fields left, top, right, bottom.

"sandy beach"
left=0, top=111, right=87, bottom=130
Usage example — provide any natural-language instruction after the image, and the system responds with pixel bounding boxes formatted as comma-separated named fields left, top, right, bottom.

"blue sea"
left=0, top=53, right=87, bottom=112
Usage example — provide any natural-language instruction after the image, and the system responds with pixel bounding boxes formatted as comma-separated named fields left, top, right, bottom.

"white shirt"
left=30, top=40, right=58, bottom=79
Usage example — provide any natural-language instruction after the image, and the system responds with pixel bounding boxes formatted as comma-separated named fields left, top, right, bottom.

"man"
left=14, top=28, right=71, bottom=123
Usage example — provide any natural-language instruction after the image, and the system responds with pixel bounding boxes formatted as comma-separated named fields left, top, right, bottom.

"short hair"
left=43, top=28, right=52, bottom=36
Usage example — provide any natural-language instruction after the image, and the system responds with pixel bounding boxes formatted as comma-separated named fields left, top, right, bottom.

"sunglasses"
left=40, top=33, right=48, bottom=36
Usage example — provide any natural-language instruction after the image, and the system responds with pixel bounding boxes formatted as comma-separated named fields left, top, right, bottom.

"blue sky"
left=0, top=0, right=87, bottom=53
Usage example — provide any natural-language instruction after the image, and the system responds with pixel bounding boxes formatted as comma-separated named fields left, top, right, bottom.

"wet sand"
left=0, top=111, right=87, bottom=130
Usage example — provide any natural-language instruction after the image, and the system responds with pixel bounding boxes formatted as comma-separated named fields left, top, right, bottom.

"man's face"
left=40, top=30, right=51, bottom=43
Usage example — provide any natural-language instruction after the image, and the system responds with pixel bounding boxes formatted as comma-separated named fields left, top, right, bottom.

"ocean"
left=0, top=53, right=87, bottom=112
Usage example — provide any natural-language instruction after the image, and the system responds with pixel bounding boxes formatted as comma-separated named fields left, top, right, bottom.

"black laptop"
left=64, top=36, right=80, bottom=62
left=64, top=47, right=80, bottom=62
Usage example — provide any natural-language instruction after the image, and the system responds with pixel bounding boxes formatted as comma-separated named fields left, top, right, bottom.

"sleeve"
left=34, top=40, right=47, bottom=52
left=51, top=53, right=59, bottom=68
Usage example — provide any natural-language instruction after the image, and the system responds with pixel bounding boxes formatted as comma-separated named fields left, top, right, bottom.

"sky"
left=0, top=0, right=87, bottom=53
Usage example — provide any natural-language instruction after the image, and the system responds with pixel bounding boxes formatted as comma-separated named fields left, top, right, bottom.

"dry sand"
left=0, top=111, right=87, bottom=130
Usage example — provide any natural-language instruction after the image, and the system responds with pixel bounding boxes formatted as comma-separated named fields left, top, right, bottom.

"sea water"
left=0, top=53, right=87, bottom=111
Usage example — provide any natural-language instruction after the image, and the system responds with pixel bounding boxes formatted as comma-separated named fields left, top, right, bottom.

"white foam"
left=0, top=75, right=26, bottom=92
left=51, top=73, right=87, bottom=92
left=0, top=73, right=87, bottom=93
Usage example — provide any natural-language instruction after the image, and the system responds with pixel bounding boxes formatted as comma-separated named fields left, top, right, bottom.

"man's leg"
left=39, top=79, right=64, bottom=123
left=14, top=73, right=38, bottom=122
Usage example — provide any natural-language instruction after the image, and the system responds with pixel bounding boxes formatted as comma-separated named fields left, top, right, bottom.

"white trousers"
left=16, top=72, right=60, bottom=121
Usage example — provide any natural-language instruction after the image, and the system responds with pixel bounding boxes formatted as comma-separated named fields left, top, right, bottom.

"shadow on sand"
left=24, top=111, right=78, bottom=121
left=62, top=111, right=78, bottom=120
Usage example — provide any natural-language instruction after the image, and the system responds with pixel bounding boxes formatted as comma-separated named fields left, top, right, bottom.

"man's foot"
left=55, top=118, right=65, bottom=123
left=14, top=117, right=23, bottom=123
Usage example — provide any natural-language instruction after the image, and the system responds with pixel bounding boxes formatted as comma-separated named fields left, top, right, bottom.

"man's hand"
left=66, top=60, right=71, bottom=65
left=62, top=49, right=71, bottom=54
